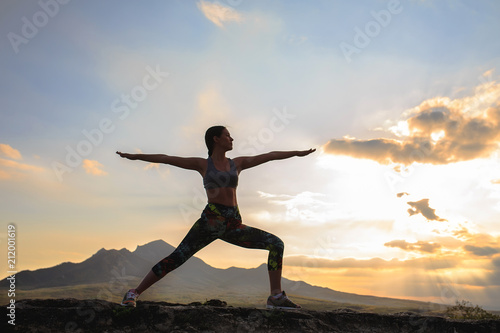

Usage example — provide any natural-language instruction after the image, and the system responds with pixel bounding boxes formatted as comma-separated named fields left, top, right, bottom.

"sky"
left=1, top=0, right=500, bottom=310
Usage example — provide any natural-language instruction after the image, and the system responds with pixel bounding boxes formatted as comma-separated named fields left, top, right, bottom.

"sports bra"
left=203, top=157, right=238, bottom=190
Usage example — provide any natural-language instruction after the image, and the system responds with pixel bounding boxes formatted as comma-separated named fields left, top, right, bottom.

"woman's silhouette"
left=117, top=126, right=315, bottom=309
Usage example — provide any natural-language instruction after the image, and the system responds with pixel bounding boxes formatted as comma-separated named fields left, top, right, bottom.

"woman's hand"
left=116, top=151, right=137, bottom=160
left=296, top=148, right=316, bottom=157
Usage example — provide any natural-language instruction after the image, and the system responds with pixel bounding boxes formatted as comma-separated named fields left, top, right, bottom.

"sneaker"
left=121, top=289, right=139, bottom=307
left=266, top=291, right=301, bottom=310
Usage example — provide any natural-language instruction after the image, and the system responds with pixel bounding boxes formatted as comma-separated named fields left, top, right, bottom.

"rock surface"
left=2, top=298, right=499, bottom=333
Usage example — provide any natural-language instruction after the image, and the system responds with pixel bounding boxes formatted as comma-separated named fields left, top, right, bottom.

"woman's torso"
left=202, top=157, right=239, bottom=207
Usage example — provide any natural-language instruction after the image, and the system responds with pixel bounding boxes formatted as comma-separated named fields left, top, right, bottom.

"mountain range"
left=0, top=240, right=443, bottom=312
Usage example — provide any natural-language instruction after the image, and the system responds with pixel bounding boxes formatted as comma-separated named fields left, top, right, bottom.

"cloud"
left=452, top=226, right=473, bottom=240
left=257, top=191, right=342, bottom=224
left=197, top=0, right=243, bottom=28
left=452, top=226, right=497, bottom=243
left=407, top=198, right=447, bottom=222
left=384, top=239, right=442, bottom=253
left=82, top=159, right=107, bottom=176
left=0, top=158, right=44, bottom=179
left=322, top=81, right=500, bottom=166
left=452, top=227, right=500, bottom=253
left=464, top=245, right=500, bottom=257
left=0, top=143, right=22, bottom=160
left=0, top=145, right=45, bottom=180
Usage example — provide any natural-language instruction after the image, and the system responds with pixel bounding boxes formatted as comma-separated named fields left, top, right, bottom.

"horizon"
left=4, top=238, right=500, bottom=311
left=0, top=238, right=483, bottom=311
left=1, top=0, right=500, bottom=311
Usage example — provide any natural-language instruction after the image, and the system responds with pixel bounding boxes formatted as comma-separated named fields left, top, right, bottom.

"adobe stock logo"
left=339, top=0, right=403, bottom=63
left=51, top=65, right=169, bottom=182
left=7, top=0, right=71, bottom=54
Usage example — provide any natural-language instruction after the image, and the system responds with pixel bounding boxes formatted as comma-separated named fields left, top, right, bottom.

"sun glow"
left=316, top=152, right=403, bottom=221
left=389, top=120, right=410, bottom=137
left=430, top=130, right=445, bottom=142
left=315, top=149, right=500, bottom=273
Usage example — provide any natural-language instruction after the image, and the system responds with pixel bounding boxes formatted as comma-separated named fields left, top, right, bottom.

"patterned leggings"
left=152, top=203, right=284, bottom=278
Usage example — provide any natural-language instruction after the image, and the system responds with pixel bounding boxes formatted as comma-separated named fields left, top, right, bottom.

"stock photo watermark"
left=7, top=0, right=71, bottom=54
left=6, top=224, right=17, bottom=326
left=237, top=107, right=296, bottom=155
left=339, top=0, right=403, bottom=64
left=51, top=64, right=169, bottom=182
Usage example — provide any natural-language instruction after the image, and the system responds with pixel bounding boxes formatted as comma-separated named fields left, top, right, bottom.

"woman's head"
left=205, top=125, right=230, bottom=156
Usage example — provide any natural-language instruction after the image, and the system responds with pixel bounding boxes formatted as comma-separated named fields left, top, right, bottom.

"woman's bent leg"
left=221, top=224, right=284, bottom=294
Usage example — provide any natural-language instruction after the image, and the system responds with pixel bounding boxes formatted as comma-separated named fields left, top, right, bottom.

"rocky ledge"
left=2, top=298, right=499, bottom=332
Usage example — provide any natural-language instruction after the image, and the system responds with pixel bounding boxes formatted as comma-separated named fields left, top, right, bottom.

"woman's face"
left=216, top=128, right=233, bottom=151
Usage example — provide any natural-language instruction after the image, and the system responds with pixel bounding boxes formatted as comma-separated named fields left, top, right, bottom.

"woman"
left=117, top=126, right=315, bottom=309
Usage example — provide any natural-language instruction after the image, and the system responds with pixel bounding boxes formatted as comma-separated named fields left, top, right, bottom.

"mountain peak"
left=134, top=239, right=170, bottom=252
left=95, top=247, right=107, bottom=255
left=91, top=247, right=131, bottom=258
left=133, top=239, right=175, bottom=261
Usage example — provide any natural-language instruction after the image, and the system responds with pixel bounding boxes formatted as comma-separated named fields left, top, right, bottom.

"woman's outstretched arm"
left=116, top=151, right=205, bottom=173
left=234, top=149, right=315, bottom=171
